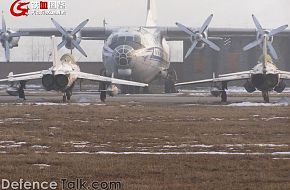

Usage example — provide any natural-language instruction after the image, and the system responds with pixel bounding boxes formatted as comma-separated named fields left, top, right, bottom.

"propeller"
left=243, top=14, right=288, bottom=59
left=176, top=14, right=220, bottom=59
left=51, top=18, right=89, bottom=57
left=0, top=12, right=21, bottom=62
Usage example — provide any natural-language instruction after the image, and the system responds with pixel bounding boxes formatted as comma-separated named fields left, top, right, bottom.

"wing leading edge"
left=175, top=71, right=252, bottom=86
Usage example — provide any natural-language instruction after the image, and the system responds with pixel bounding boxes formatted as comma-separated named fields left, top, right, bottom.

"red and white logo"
left=10, top=0, right=30, bottom=17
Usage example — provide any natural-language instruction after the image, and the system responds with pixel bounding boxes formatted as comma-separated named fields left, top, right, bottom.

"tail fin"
left=51, top=35, right=58, bottom=67
left=145, top=0, right=157, bottom=27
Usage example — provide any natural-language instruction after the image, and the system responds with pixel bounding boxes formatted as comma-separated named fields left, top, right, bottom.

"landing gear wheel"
left=262, top=91, right=270, bottom=103
left=165, top=68, right=177, bottom=93
left=221, top=91, right=227, bottom=103
left=18, top=81, right=26, bottom=100
left=164, top=79, right=176, bottom=93
left=99, top=82, right=107, bottom=102
left=63, top=94, right=67, bottom=102
left=66, top=90, right=72, bottom=101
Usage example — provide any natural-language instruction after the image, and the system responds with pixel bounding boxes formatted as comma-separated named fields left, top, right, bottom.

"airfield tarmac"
left=0, top=88, right=290, bottom=190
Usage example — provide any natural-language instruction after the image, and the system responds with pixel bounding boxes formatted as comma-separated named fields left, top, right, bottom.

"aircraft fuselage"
left=102, top=28, right=170, bottom=83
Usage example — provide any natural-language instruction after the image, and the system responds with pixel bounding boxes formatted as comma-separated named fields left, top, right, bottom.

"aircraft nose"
left=113, top=45, right=134, bottom=67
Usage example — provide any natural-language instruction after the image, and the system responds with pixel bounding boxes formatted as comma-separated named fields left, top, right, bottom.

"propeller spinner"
left=51, top=18, right=89, bottom=57
left=176, top=14, right=220, bottom=59
left=243, top=14, right=288, bottom=60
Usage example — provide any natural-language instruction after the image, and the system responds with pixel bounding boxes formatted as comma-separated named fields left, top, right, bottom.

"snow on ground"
left=227, top=97, right=290, bottom=107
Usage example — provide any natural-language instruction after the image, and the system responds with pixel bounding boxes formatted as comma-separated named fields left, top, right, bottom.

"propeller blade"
left=201, top=38, right=220, bottom=51
left=199, top=14, right=213, bottom=33
left=243, top=38, right=263, bottom=51
left=51, top=18, right=68, bottom=36
left=71, top=19, right=89, bottom=35
left=176, top=22, right=194, bottom=36
left=71, top=40, right=87, bottom=57
left=269, top=25, right=288, bottom=37
left=2, top=12, right=6, bottom=33
left=5, top=40, right=10, bottom=62
left=184, top=41, right=198, bottom=59
left=267, top=43, right=278, bottom=59
left=57, top=40, right=67, bottom=50
left=252, top=14, right=264, bottom=35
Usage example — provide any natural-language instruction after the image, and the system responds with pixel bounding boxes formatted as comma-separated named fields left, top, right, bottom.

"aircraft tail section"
left=146, top=0, right=157, bottom=27
left=51, top=35, right=59, bottom=67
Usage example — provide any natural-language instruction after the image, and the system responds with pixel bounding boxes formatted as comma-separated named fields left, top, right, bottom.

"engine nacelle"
left=0, top=30, right=20, bottom=49
left=210, top=86, right=222, bottom=97
left=274, top=80, right=286, bottom=93
left=63, top=32, right=81, bottom=50
left=107, top=85, right=119, bottom=97
left=244, top=80, right=256, bottom=93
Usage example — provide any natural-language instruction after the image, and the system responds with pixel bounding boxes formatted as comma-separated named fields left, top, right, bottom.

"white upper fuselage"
left=102, top=27, right=170, bottom=83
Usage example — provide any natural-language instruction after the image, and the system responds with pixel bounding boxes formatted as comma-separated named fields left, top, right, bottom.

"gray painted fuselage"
left=102, top=27, right=170, bottom=83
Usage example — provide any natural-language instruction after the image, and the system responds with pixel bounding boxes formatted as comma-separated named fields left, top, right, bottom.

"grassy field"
left=0, top=102, right=290, bottom=190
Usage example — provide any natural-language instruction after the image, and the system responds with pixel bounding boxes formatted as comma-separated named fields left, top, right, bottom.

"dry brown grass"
left=0, top=103, right=290, bottom=189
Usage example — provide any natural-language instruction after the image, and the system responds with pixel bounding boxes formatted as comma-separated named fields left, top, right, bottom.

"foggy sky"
left=0, top=0, right=289, bottom=62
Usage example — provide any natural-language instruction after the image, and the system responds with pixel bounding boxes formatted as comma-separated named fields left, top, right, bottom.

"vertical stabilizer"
left=146, top=0, right=157, bottom=27
left=51, top=35, right=58, bottom=67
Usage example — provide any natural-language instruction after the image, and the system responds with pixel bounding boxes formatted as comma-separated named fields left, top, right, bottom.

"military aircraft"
left=0, top=0, right=221, bottom=100
left=175, top=15, right=290, bottom=103
left=0, top=36, right=148, bottom=102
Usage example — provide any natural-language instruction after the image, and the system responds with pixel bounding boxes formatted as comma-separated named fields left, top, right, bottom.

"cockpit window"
left=108, top=33, right=145, bottom=50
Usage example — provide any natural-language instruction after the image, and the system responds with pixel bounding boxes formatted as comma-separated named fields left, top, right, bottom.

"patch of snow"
left=32, top=145, right=49, bottom=149
left=33, top=164, right=50, bottom=167
left=261, top=117, right=289, bottom=121
left=211, top=118, right=224, bottom=121
left=227, top=102, right=289, bottom=107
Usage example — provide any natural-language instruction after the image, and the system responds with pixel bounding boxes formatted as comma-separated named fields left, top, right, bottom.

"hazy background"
left=0, top=0, right=289, bottom=62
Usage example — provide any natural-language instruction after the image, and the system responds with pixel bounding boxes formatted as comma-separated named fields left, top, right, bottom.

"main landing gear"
left=18, top=81, right=27, bottom=100
left=164, top=68, right=177, bottom=93
left=262, top=91, right=270, bottom=103
left=63, top=89, right=72, bottom=102
left=99, top=82, right=107, bottom=102
left=221, top=82, right=228, bottom=103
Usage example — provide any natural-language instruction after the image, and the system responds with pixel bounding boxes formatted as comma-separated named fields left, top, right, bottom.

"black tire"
left=66, top=90, right=72, bottom=101
left=63, top=95, right=67, bottom=102
left=165, top=79, right=176, bottom=93
left=99, top=82, right=107, bottom=102
left=100, top=91, right=106, bottom=102
left=262, top=91, right=270, bottom=103
left=221, top=91, right=227, bottom=102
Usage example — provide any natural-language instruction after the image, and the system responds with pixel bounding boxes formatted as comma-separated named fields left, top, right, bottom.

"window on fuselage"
left=108, top=34, right=144, bottom=50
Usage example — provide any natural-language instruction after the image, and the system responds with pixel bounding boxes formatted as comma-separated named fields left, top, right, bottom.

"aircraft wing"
left=175, top=72, right=251, bottom=86
left=279, top=71, right=290, bottom=80
left=77, top=72, right=148, bottom=87
left=161, top=27, right=290, bottom=41
left=18, top=27, right=112, bottom=40
left=0, top=71, right=45, bottom=82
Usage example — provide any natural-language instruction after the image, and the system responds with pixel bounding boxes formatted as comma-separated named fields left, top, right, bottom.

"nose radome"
left=113, top=45, right=134, bottom=66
